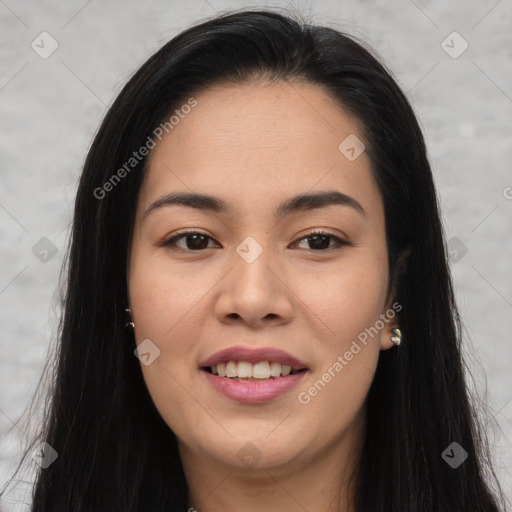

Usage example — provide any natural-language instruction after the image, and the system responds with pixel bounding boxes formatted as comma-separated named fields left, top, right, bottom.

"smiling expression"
left=128, top=79, right=397, bottom=470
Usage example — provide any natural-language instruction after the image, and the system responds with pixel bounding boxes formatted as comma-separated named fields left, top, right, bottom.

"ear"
left=380, top=248, right=410, bottom=351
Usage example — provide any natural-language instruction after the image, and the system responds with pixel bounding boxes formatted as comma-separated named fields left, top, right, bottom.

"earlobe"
left=390, top=327, right=401, bottom=346
left=125, top=308, right=135, bottom=329
left=380, top=296, right=403, bottom=351
left=380, top=324, right=402, bottom=350
left=380, top=248, right=409, bottom=351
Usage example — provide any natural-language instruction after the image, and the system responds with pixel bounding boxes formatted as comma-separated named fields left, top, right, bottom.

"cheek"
left=292, top=251, right=387, bottom=395
left=293, top=259, right=385, bottom=434
left=128, top=246, right=210, bottom=404
left=296, top=252, right=388, bottom=345
left=129, top=246, right=208, bottom=342
left=129, top=252, right=209, bottom=437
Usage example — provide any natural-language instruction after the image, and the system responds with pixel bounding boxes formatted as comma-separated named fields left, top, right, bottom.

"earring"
left=390, top=328, right=401, bottom=346
left=125, top=308, right=135, bottom=329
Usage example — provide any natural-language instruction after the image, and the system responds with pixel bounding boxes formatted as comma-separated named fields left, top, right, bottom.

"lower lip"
left=202, top=369, right=308, bottom=403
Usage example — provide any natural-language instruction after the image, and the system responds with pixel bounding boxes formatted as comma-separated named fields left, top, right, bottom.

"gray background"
left=1, top=0, right=511, bottom=509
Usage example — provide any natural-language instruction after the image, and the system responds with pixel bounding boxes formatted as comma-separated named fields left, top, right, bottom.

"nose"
left=213, top=249, right=294, bottom=329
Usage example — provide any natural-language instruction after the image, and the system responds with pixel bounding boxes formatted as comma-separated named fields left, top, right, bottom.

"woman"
left=3, top=9, right=506, bottom=511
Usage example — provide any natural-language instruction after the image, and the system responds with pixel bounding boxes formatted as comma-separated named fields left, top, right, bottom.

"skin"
left=128, top=79, right=400, bottom=512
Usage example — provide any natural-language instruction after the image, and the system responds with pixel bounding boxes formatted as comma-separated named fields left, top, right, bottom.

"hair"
left=2, top=8, right=507, bottom=512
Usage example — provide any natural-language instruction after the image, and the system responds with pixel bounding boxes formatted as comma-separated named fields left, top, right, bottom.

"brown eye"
left=294, top=230, right=349, bottom=251
left=161, top=232, right=218, bottom=251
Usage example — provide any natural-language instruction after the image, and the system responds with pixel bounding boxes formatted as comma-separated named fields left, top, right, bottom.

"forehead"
left=138, top=80, right=382, bottom=221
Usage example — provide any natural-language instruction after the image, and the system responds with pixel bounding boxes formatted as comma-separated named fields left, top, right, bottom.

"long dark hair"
left=2, top=8, right=506, bottom=511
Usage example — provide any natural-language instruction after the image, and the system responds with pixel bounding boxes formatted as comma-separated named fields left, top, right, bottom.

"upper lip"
left=200, top=345, right=308, bottom=371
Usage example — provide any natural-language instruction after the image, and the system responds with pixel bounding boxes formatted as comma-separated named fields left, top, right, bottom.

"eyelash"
left=159, top=229, right=350, bottom=253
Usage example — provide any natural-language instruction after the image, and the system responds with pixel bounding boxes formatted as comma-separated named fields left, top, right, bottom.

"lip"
left=202, top=369, right=308, bottom=403
left=199, top=345, right=308, bottom=371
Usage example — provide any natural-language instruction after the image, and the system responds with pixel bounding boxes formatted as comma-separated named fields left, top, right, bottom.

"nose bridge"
left=214, top=235, right=293, bottom=326
left=232, top=236, right=278, bottom=301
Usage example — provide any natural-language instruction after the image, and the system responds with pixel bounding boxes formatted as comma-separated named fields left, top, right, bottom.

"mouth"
left=201, top=361, right=308, bottom=381
left=199, top=346, right=310, bottom=403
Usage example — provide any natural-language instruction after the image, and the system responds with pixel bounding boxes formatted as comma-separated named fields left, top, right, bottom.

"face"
left=128, top=80, right=398, bottom=473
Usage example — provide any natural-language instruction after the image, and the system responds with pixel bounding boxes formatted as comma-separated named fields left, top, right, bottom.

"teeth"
left=208, top=360, right=300, bottom=379
left=270, top=361, right=282, bottom=377
left=225, top=361, right=237, bottom=378
left=252, top=361, right=270, bottom=379
left=238, top=361, right=253, bottom=378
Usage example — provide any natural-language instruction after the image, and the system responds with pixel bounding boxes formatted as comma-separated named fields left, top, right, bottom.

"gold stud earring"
left=125, top=308, right=135, bottom=329
left=390, top=327, right=401, bottom=346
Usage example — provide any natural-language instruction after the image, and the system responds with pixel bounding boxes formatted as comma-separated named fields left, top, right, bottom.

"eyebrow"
left=142, top=190, right=367, bottom=221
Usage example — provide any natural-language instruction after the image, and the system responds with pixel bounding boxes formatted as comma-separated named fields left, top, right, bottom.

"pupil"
left=187, top=234, right=208, bottom=250
left=309, top=235, right=330, bottom=250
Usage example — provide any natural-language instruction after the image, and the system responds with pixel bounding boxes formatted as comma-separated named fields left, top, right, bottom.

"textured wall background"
left=1, top=0, right=511, bottom=509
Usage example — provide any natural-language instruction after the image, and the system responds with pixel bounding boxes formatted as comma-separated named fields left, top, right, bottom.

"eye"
left=160, top=230, right=219, bottom=251
left=160, top=229, right=350, bottom=253
left=292, top=230, right=349, bottom=251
